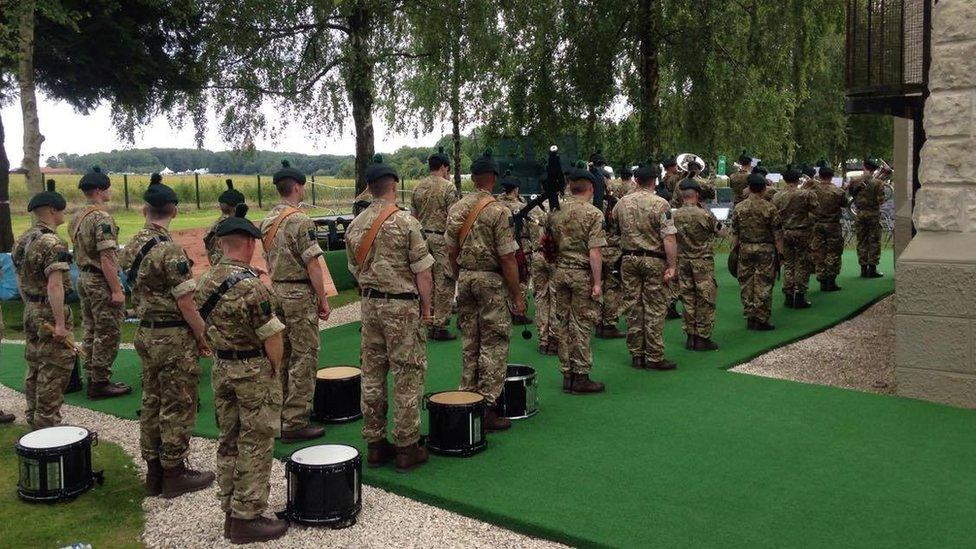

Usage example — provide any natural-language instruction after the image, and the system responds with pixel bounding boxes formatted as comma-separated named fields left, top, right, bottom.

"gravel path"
left=731, top=296, right=895, bottom=394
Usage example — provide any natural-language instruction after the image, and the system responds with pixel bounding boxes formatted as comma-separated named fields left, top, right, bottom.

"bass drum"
left=15, top=426, right=100, bottom=503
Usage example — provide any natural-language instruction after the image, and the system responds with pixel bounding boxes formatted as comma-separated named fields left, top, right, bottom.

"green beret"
left=863, top=157, right=880, bottom=170
left=783, top=167, right=802, bottom=182
left=215, top=203, right=261, bottom=238
left=801, top=164, right=816, bottom=178
left=500, top=167, right=520, bottom=189
left=662, top=155, right=677, bottom=168
left=634, top=161, right=661, bottom=182
left=747, top=173, right=767, bottom=191
left=273, top=160, right=306, bottom=185
left=678, top=178, right=702, bottom=193
left=364, top=154, right=399, bottom=184
left=28, top=179, right=67, bottom=212
left=819, top=165, right=835, bottom=178
left=738, top=150, right=752, bottom=165
left=620, top=165, right=633, bottom=177
left=218, top=179, right=246, bottom=206
left=143, top=173, right=179, bottom=207
left=566, top=161, right=597, bottom=184
left=751, top=163, right=769, bottom=177
left=78, top=166, right=111, bottom=191
left=428, top=146, right=450, bottom=167
left=471, top=149, right=500, bottom=176
left=589, top=150, right=607, bottom=166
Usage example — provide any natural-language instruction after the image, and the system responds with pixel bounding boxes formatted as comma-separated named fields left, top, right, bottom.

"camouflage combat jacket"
left=772, top=187, right=820, bottom=229
left=346, top=198, right=434, bottom=294
left=260, top=203, right=322, bottom=282
left=847, top=174, right=886, bottom=214
left=731, top=194, right=782, bottom=245
left=445, top=189, right=518, bottom=272
left=121, top=222, right=196, bottom=322
left=548, top=195, right=607, bottom=269
left=610, top=188, right=677, bottom=254
left=411, top=174, right=458, bottom=234
left=13, top=221, right=73, bottom=297
left=674, top=205, right=719, bottom=260
left=69, top=205, right=118, bottom=271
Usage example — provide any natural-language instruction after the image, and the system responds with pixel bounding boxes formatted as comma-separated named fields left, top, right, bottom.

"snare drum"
left=313, top=367, right=362, bottom=423
left=15, top=426, right=99, bottom=503
left=425, top=391, right=486, bottom=457
left=495, top=364, right=539, bottom=420
left=285, top=444, right=362, bottom=528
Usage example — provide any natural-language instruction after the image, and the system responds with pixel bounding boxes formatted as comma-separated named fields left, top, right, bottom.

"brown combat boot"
left=693, top=336, right=719, bottom=351
left=562, top=373, right=573, bottom=393
left=484, top=409, right=512, bottom=432
left=571, top=373, right=605, bottom=394
left=596, top=324, right=626, bottom=339
left=645, top=359, right=677, bottom=370
left=631, top=356, right=645, bottom=369
left=685, top=334, right=696, bottom=350
left=228, top=515, right=289, bottom=545
left=0, top=410, right=14, bottom=424
left=867, top=265, right=884, bottom=278
left=666, top=302, right=681, bottom=320
left=87, top=380, right=132, bottom=400
left=280, top=424, right=325, bottom=443
left=224, top=511, right=231, bottom=539
left=793, top=293, right=812, bottom=309
left=511, top=314, right=534, bottom=325
left=428, top=326, right=457, bottom=341
left=367, top=439, right=397, bottom=468
left=145, top=459, right=163, bottom=496
left=161, top=462, right=216, bottom=499
left=395, top=442, right=429, bottom=473
left=747, top=318, right=776, bottom=331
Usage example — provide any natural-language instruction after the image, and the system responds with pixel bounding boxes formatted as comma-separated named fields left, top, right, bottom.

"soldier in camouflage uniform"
left=610, top=163, right=679, bottom=370
left=595, top=197, right=625, bottom=339
left=412, top=147, right=459, bottom=340
left=13, top=181, right=75, bottom=430
left=670, top=158, right=715, bottom=208
left=730, top=174, right=784, bottom=331
left=204, top=179, right=246, bottom=266
left=610, top=166, right=636, bottom=198
left=260, top=160, right=330, bottom=442
left=772, top=167, right=819, bottom=309
left=532, top=198, right=557, bottom=355
left=346, top=155, right=434, bottom=472
left=848, top=158, right=886, bottom=278
left=728, top=151, right=754, bottom=206
left=122, top=174, right=215, bottom=499
left=195, top=207, right=289, bottom=544
left=497, top=171, right=537, bottom=326
left=446, top=149, right=525, bottom=430
left=661, top=156, right=681, bottom=199
left=810, top=165, right=846, bottom=292
left=69, top=166, right=130, bottom=399
left=549, top=163, right=608, bottom=392
left=673, top=179, right=720, bottom=351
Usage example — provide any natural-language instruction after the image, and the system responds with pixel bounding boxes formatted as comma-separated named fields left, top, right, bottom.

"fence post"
left=400, top=178, right=405, bottom=203
left=123, top=174, right=129, bottom=210
left=257, top=174, right=263, bottom=208
left=195, top=173, right=201, bottom=209
left=311, top=175, right=316, bottom=206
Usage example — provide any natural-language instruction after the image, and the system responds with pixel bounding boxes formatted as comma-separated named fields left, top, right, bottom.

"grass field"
left=0, top=424, right=145, bottom=548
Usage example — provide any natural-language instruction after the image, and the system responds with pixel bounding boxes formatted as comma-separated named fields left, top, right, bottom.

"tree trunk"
left=347, top=3, right=375, bottom=197
left=636, top=0, right=661, bottom=156
left=18, top=0, right=44, bottom=196
left=450, top=10, right=463, bottom=191
left=0, top=112, right=14, bottom=252
left=788, top=0, right=807, bottom=162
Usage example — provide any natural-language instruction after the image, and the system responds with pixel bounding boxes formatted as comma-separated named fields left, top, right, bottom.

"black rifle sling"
left=126, top=236, right=170, bottom=285
left=198, top=270, right=258, bottom=321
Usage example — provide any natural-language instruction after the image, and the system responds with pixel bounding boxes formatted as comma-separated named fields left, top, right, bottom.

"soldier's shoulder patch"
left=176, top=261, right=190, bottom=275
left=260, top=300, right=272, bottom=315
left=307, top=228, right=317, bottom=241
left=101, top=223, right=113, bottom=235
left=664, top=209, right=673, bottom=220
left=57, top=251, right=73, bottom=263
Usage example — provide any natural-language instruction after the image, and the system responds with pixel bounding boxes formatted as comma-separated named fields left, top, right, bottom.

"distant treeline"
left=46, top=148, right=353, bottom=176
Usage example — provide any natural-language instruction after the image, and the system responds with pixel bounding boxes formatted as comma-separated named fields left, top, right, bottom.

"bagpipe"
left=514, top=146, right=564, bottom=272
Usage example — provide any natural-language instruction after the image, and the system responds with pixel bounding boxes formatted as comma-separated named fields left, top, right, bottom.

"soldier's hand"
left=252, top=265, right=268, bottom=277
left=512, top=294, right=527, bottom=316
left=110, top=289, right=125, bottom=307
left=196, top=338, right=212, bottom=358
left=53, top=324, right=70, bottom=340
left=591, top=283, right=602, bottom=299
left=663, top=267, right=677, bottom=283
left=318, top=300, right=331, bottom=321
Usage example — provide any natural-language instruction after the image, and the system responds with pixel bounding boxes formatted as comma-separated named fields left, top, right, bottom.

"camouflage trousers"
left=23, top=303, right=75, bottom=430
left=427, top=235, right=456, bottom=329
left=273, top=283, right=320, bottom=432
left=359, top=297, right=427, bottom=446
left=737, top=243, right=777, bottom=322
left=77, top=273, right=124, bottom=383
left=855, top=213, right=882, bottom=266
left=213, top=358, right=280, bottom=520
left=782, top=228, right=814, bottom=294
left=457, top=271, right=511, bottom=405
left=620, top=256, right=667, bottom=362
left=811, top=222, right=844, bottom=280
left=600, top=258, right=622, bottom=326
left=532, top=257, right=555, bottom=345
left=552, top=267, right=600, bottom=374
left=134, top=326, right=201, bottom=468
left=678, top=258, right=717, bottom=338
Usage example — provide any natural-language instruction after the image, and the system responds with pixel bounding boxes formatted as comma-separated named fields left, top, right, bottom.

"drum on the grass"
left=15, top=426, right=100, bottom=503
left=424, top=391, right=486, bottom=457
left=285, top=444, right=362, bottom=528
left=313, top=366, right=362, bottom=423
left=494, top=364, right=539, bottom=420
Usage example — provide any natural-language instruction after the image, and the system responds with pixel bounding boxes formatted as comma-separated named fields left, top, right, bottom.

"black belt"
left=557, top=264, right=591, bottom=271
left=623, top=249, right=666, bottom=259
left=215, top=349, right=266, bottom=360
left=361, top=288, right=418, bottom=300
left=24, top=293, right=48, bottom=303
left=739, top=240, right=774, bottom=244
left=139, top=319, right=188, bottom=329
left=79, top=265, right=103, bottom=275
left=460, top=268, right=501, bottom=274
left=272, top=278, right=310, bottom=284
left=784, top=226, right=811, bottom=230
left=424, top=229, right=445, bottom=236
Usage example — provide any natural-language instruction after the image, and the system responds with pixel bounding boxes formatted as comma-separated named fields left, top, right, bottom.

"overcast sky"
left=2, top=93, right=445, bottom=167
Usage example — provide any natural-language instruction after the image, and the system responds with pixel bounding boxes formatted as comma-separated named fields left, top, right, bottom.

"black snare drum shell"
left=313, top=374, right=362, bottom=423
left=426, top=396, right=487, bottom=457
left=15, top=431, right=96, bottom=503
left=495, top=364, right=539, bottom=420
left=286, top=456, right=362, bottom=526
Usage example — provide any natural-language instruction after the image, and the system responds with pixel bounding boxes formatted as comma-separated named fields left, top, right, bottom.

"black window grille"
left=846, top=0, right=929, bottom=97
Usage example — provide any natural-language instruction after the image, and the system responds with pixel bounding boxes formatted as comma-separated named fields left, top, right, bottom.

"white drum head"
left=19, top=426, right=89, bottom=449
left=291, top=444, right=358, bottom=466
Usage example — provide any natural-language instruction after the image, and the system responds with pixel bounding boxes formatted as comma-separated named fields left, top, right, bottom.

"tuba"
left=676, top=153, right=705, bottom=176
left=873, top=158, right=893, bottom=181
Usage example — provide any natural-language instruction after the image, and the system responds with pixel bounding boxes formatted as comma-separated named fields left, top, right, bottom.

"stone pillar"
left=895, top=0, right=976, bottom=408
left=892, top=117, right=913, bottom=259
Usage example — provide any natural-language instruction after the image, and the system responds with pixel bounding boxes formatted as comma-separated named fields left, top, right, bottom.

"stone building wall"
left=895, top=0, right=976, bottom=408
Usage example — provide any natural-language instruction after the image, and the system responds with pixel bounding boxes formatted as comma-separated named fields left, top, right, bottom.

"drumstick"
left=42, top=323, right=81, bottom=356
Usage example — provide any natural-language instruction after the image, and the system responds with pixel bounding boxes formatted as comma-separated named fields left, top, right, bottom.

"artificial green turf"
left=0, top=424, right=145, bottom=548
left=3, top=249, right=976, bottom=547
